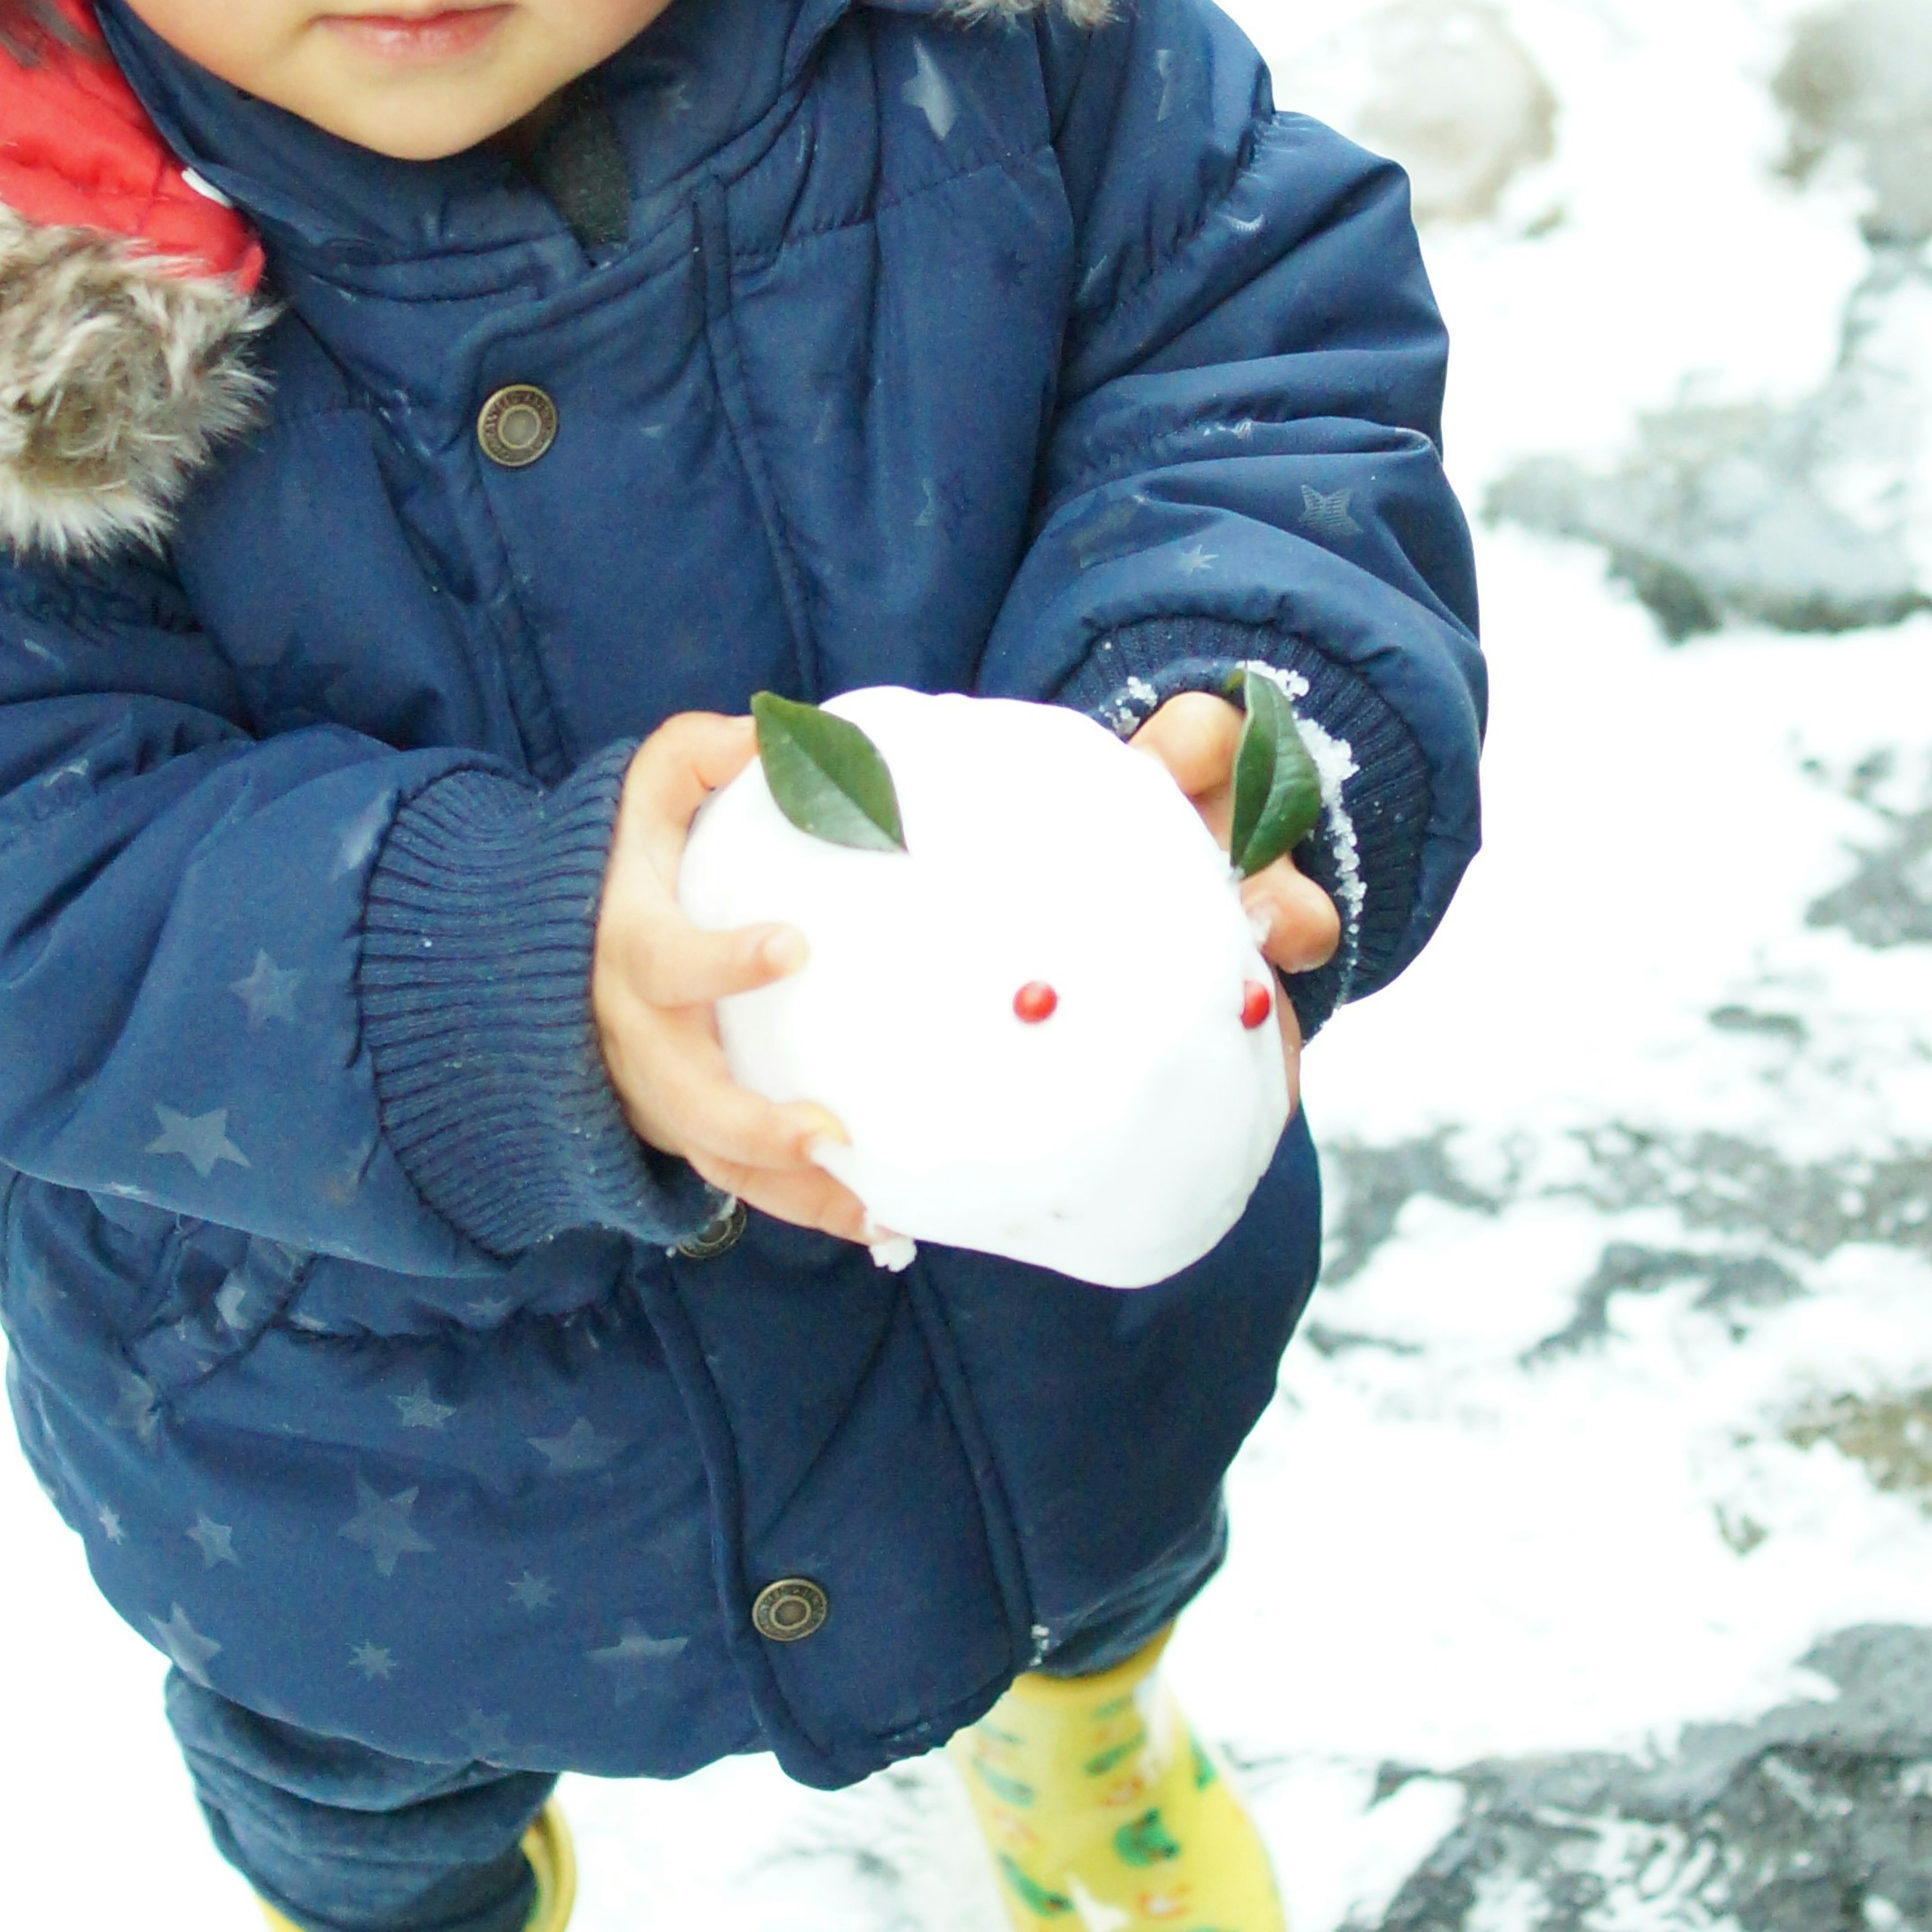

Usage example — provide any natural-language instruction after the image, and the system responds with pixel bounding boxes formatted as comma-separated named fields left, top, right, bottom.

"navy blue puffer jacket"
left=0, top=0, right=1483, bottom=1786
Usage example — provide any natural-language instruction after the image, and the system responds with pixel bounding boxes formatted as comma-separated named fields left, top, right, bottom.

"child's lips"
left=320, top=4, right=513, bottom=62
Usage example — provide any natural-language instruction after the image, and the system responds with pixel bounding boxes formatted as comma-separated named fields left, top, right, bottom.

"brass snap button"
left=675, top=1197, right=747, bottom=1262
left=477, top=384, right=557, bottom=467
left=752, top=1577, right=829, bottom=1643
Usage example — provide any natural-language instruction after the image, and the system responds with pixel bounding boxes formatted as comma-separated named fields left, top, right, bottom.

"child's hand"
left=593, top=713, right=872, bottom=1245
left=1131, top=692, right=1341, bottom=1096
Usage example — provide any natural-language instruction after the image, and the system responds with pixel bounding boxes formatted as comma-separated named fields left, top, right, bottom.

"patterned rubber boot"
left=259, top=1799, right=577, bottom=1932
left=951, top=1628, right=1286, bottom=1932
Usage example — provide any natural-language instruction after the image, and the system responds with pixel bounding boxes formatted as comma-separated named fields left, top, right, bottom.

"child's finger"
left=1241, top=858, right=1340, bottom=974
left=686, top=1152, right=874, bottom=1246
left=650, top=1033, right=848, bottom=1174
left=622, top=909, right=808, bottom=1010
left=618, top=711, right=757, bottom=840
left=615, top=712, right=759, bottom=885
left=1129, top=691, right=1243, bottom=798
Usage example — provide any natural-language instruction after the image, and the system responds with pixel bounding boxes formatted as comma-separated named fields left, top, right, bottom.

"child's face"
left=123, top=0, right=675, bottom=159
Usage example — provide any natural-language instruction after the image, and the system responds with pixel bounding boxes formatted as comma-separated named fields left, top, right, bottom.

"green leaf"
left=1082, top=1732, right=1147, bottom=1778
left=996, top=1856, right=1075, bottom=1918
left=1227, top=669, right=1323, bottom=878
left=751, top=692, right=907, bottom=853
left=1113, top=1808, right=1182, bottom=1867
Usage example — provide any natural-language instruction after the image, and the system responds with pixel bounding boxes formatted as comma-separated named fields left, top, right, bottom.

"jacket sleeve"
left=0, top=547, right=714, bottom=1279
left=977, top=0, right=1486, bottom=1036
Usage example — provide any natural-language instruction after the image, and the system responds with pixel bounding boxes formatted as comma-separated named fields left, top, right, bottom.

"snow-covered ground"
left=7, top=2, right=1931, bottom=1928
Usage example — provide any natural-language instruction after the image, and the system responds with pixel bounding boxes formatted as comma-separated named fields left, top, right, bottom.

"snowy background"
left=7, top=1, right=1932, bottom=1927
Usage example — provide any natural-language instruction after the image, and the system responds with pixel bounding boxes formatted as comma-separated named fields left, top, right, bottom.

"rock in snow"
left=1273, top=0, right=1556, bottom=225
left=1486, top=254, right=1932, bottom=639
left=679, top=687, right=1289, bottom=1289
left=1482, top=0, right=1932, bottom=642
left=1777, top=0, right=1932, bottom=247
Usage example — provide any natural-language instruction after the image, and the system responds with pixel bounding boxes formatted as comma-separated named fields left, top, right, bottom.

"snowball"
left=678, top=688, right=1290, bottom=1289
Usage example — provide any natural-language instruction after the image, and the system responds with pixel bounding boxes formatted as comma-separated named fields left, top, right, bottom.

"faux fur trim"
left=0, top=207, right=266, bottom=560
left=937, top=0, right=1115, bottom=23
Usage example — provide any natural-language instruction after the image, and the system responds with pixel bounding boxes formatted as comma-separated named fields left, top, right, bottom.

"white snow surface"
left=6, top=2, right=1932, bottom=1928
left=680, top=687, right=1289, bottom=1289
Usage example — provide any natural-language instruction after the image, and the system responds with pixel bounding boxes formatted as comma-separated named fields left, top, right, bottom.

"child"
left=0, top=0, right=1485, bottom=1927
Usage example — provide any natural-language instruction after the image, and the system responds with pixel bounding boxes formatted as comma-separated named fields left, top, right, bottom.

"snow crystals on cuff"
left=1243, top=658, right=1364, bottom=999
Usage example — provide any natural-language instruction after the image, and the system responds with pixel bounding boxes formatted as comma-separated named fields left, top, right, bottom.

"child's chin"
left=296, top=72, right=544, bottom=163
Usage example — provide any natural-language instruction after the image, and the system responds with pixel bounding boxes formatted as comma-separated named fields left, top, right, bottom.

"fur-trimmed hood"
left=0, top=0, right=266, bottom=558
left=0, top=0, right=1106, bottom=562
left=0, top=209, right=265, bottom=559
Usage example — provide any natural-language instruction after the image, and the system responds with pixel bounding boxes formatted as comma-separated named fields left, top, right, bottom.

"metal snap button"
left=675, top=1197, right=747, bottom=1262
left=477, top=384, right=558, bottom=467
left=752, top=1577, right=829, bottom=1643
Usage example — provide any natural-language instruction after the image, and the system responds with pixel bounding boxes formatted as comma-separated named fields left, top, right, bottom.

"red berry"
left=1241, top=981, right=1272, bottom=1029
left=1013, top=982, right=1059, bottom=1024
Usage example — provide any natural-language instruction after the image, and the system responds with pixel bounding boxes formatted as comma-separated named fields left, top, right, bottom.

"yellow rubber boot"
left=260, top=1799, right=577, bottom=1932
left=951, top=1629, right=1286, bottom=1932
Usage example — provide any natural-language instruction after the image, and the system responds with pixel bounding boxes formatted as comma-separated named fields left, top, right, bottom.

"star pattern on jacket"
left=187, top=1513, right=239, bottom=1568
left=111, top=1370, right=161, bottom=1446
left=528, top=1418, right=622, bottom=1474
left=1068, top=493, right=1150, bottom=571
left=97, top=1504, right=126, bottom=1545
left=1176, top=543, right=1218, bottom=575
left=454, top=1710, right=512, bottom=1762
left=149, top=1603, right=222, bottom=1686
left=394, top=1383, right=456, bottom=1430
left=587, top=1623, right=689, bottom=1706
left=1301, top=485, right=1363, bottom=540
left=229, top=950, right=301, bottom=1029
left=246, top=641, right=354, bottom=735
left=902, top=41, right=957, bottom=143
left=508, top=1571, right=556, bottom=1612
left=351, top=1641, right=397, bottom=1682
left=147, top=1104, right=250, bottom=1178
left=340, top=1477, right=436, bottom=1577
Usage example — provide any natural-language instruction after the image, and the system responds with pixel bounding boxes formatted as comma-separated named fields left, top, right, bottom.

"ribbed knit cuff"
left=1060, top=616, right=1431, bottom=1039
left=358, top=744, right=717, bottom=1258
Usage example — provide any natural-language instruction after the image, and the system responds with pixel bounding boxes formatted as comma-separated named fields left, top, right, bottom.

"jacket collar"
left=93, top=0, right=857, bottom=273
